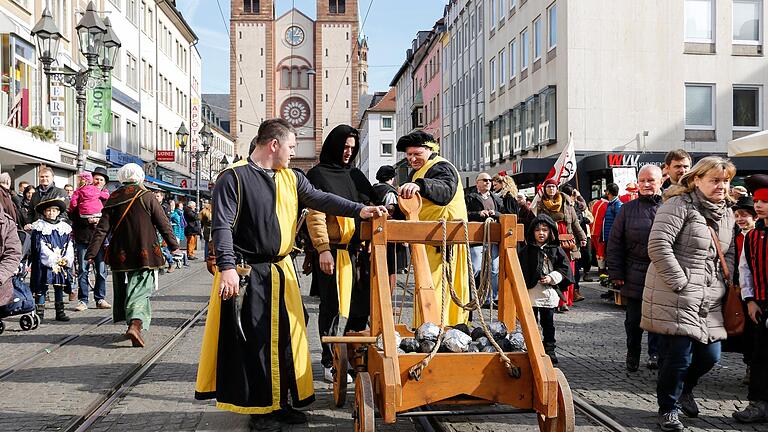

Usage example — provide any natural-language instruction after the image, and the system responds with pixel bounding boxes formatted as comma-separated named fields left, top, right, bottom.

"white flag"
left=531, top=133, right=577, bottom=207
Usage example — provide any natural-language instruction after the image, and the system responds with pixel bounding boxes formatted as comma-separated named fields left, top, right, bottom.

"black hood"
left=319, top=124, right=360, bottom=167
left=526, top=213, right=560, bottom=246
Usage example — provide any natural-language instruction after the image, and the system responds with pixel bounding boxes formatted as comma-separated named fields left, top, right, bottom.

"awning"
left=728, top=130, right=768, bottom=157
left=145, top=175, right=186, bottom=192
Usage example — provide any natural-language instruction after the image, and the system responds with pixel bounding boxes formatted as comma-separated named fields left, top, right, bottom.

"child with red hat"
left=734, top=174, right=768, bottom=424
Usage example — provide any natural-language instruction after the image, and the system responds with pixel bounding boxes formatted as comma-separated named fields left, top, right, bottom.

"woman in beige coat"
left=641, top=157, right=736, bottom=431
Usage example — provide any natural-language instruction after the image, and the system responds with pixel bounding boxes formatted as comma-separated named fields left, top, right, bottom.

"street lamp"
left=31, top=0, right=117, bottom=172
left=178, top=121, right=212, bottom=205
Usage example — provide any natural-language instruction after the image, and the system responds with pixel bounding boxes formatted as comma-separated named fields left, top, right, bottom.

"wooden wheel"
left=354, top=372, right=375, bottom=432
left=332, top=343, right=349, bottom=407
left=537, top=369, right=575, bottom=432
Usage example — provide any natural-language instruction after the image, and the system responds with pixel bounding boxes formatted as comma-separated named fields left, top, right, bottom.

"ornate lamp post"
left=31, top=1, right=119, bottom=172
left=178, top=122, right=212, bottom=205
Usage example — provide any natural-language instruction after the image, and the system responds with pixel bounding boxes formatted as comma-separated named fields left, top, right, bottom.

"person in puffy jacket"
left=641, top=157, right=736, bottom=432
left=607, top=165, right=663, bottom=372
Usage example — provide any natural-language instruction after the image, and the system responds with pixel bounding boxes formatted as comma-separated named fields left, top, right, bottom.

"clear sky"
left=176, top=0, right=448, bottom=95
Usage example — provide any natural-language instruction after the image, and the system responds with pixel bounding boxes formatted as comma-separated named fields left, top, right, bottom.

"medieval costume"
left=30, top=198, right=73, bottom=322
left=195, top=158, right=364, bottom=415
left=306, top=125, right=372, bottom=378
left=397, top=131, right=469, bottom=326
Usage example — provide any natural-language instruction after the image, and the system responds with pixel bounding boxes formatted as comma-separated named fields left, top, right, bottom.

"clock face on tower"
left=285, top=26, right=305, bottom=46
left=281, top=97, right=311, bottom=128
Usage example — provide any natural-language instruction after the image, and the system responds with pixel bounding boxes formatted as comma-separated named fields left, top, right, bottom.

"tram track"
left=421, top=392, right=638, bottom=432
left=61, top=303, right=209, bottom=432
left=0, top=265, right=206, bottom=382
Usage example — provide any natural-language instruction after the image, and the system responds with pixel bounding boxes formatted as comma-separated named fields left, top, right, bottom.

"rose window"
left=281, top=97, right=310, bottom=127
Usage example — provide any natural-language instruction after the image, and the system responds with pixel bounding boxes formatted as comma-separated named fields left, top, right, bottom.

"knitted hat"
left=543, top=178, right=558, bottom=188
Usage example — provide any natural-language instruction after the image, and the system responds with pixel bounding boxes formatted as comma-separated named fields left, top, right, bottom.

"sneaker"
left=626, top=354, right=640, bottom=372
left=74, top=302, right=88, bottom=312
left=733, top=401, right=768, bottom=423
left=323, top=366, right=352, bottom=383
left=274, top=406, right=307, bottom=424
left=96, top=300, right=112, bottom=310
left=678, top=392, right=699, bottom=418
left=248, top=414, right=281, bottom=432
left=658, top=410, right=684, bottom=431
left=647, top=354, right=659, bottom=370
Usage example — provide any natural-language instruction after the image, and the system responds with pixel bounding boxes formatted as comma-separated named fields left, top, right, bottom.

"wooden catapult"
left=322, top=195, right=575, bottom=431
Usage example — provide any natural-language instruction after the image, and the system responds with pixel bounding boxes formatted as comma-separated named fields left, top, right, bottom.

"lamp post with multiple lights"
left=177, top=121, right=212, bottom=205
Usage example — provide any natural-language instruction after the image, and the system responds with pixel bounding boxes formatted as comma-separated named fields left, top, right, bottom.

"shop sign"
left=161, top=173, right=173, bottom=183
left=106, top=148, right=144, bottom=167
left=190, top=97, right=201, bottom=170
left=107, top=168, right=120, bottom=179
left=509, top=159, right=524, bottom=175
left=156, top=150, right=175, bottom=162
left=180, top=179, right=188, bottom=188
left=607, top=154, right=640, bottom=167
left=50, top=84, right=66, bottom=142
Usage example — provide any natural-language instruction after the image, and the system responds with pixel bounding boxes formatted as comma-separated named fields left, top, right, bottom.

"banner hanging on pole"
left=530, top=132, right=577, bottom=207
left=87, top=74, right=112, bottom=133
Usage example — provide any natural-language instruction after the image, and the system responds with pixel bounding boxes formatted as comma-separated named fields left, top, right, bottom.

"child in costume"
left=518, top=213, right=573, bottom=365
left=30, top=198, right=74, bottom=321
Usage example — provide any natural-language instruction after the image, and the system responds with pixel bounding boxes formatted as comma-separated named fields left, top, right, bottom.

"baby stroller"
left=0, top=262, right=40, bottom=334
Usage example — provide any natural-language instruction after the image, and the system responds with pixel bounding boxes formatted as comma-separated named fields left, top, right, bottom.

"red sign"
left=156, top=150, right=175, bottom=162
left=180, top=179, right=188, bottom=188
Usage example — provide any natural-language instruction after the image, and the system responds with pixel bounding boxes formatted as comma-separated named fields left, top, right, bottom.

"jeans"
left=533, top=307, right=556, bottom=346
left=625, top=298, right=659, bottom=358
left=75, top=242, right=107, bottom=304
left=470, top=244, right=499, bottom=301
left=657, top=335, right=721, bottom=413
left=161, top=246, right=174, bottom=266
left=36, top=285, right=64, bottom=304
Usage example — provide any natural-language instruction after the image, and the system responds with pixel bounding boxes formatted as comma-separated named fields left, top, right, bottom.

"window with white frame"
left=733, top=86, right=761, bottom=130
left=521, top=28, right=530, bottom=70
left=499, top=48, right=506, bottom=85
left=534, top=16, right=543, bottom=59
left=110, top=113, right=121, bottom=150
left=112, top=51, right=122, bottom=81
left=548, top=3, right=557, bottom=49
left=685, top=83, right=715, bottom=129
left=685, top=0, right=714, bottom=42
left=490, top=0, right=496, bottom=30
left=381, top=140, right=393, bottom=155
left=510, top=39, right=517, bottom=79
left=126, top=53, right=138, bottom=89
left=127, top=0, right=138, bottom=25
left=489, top=57, right=497, bottom=91
left=733, top=0, right=762, bottom=43
left=381, top=116, right=393, bottom=130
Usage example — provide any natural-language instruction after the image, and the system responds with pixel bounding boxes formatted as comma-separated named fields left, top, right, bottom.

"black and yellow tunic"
left=195, top=159, right=363, bottom=414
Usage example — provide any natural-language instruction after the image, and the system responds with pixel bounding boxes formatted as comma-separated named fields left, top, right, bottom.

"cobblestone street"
left=0, top=260, right=761, bottom=431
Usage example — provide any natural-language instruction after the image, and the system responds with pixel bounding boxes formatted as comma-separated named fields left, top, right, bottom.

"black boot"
left=544, top=343, right=559, bottom=365
left=35, top=295, right=45, bottom=321
left=55, top=302, right=70, bottom=322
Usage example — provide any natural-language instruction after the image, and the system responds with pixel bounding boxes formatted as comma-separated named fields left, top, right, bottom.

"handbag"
left=708, top=226, right=745, bottom=337
left=558, top=233, right=578, bottom=251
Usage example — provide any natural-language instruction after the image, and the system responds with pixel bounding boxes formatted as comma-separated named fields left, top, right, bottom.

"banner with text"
left=87, top=74, right=112, bottom=133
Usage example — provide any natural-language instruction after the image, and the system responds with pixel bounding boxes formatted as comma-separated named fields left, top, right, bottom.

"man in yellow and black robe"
left=195, top=119, right=386, bottom=431
left=397, top=131, right=470, bottom=326
left=306, top=124, right=372, bottom=383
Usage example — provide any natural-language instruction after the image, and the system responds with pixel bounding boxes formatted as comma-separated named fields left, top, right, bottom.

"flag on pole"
left=86, top=74, right=112, bottom=133
left=531, top=132, right=577, bottom=207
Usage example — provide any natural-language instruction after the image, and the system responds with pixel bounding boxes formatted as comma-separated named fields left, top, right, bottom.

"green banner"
left=87, top=74, right=112, bottom=133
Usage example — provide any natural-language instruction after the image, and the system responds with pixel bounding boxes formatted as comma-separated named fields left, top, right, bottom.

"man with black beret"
left=397, top=130, right=469, bottom=325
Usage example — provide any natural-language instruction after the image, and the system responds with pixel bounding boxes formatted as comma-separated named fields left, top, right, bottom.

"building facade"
left=0, top=0, right=203, bottom=193
left=412, top=19, right=444, bottom=142
left=482, top=0, right=768, bottom=197
left=230, top=0, right=360, bottom=172
left=443, top=0, right=486, bottom=186
left=357, top=87, right=396, bottom=181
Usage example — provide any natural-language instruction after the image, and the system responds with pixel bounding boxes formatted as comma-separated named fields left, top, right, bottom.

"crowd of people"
left=1, top=118, right=767, bottom=432
left=0, top=164, right=212, bottom=343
